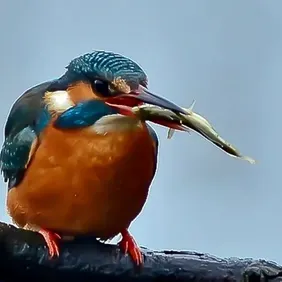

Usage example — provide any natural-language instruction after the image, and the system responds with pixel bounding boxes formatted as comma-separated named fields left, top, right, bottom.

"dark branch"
left=0, top=222, right=281, bottom=282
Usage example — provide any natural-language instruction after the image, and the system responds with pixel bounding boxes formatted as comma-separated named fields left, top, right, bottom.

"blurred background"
left=0, top=0, right=281, bottom=263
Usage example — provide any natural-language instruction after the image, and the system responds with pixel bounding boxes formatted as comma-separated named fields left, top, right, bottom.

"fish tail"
left=241, top=155, right=257, bottom=164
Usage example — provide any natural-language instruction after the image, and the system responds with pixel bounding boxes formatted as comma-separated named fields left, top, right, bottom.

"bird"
left=0, top=50, right=186, bottom=266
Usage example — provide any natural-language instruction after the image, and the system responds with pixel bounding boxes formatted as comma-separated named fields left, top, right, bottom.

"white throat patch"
left=44, top=91, right=74, bottom=115
left=91, top=114, right=142, bottom=135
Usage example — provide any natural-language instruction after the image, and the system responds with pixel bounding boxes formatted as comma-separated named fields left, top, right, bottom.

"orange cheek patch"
left=67, top=81, right=103, bottom=103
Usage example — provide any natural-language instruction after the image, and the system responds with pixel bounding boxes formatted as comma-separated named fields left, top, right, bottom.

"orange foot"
left=118, top=229, right=143, bottom=266
left=38, top=229, right=61, bottom=259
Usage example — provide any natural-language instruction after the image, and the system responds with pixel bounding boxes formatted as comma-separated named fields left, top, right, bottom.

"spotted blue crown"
left=67, top=50, right=148, bottom=88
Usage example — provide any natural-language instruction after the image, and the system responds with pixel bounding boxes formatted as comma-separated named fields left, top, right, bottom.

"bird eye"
left=92, top=79, right=114, bottom=97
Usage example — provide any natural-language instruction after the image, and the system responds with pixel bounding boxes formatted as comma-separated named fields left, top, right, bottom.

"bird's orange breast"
left=7, top=121, right=157, bottom=239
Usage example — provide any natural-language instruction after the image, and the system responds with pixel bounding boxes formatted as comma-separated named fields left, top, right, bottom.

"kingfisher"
left=0, top=51, right=186, bottom=266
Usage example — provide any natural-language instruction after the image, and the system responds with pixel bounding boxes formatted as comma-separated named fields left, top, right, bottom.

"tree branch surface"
left=0, top=222, right=281, bottom=282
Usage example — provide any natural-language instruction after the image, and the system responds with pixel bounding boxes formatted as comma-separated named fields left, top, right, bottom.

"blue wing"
left=1, top=127, right=38, bottom=188
left=1, top=81, right=52, bottom=189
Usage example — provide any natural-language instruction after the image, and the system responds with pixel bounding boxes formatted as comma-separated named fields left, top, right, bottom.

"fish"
left=132, top=104, right=191, bottom=132
left=132, top=101, right=256, bottom=164
left=167, top=100, right=196, bottom=139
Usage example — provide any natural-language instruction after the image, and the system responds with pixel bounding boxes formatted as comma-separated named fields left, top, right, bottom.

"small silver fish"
left=132, top=104, right=191, bottom=132
left=133, top=102, right=256, bottom=164
left=167, top=100, right=196, bottom=139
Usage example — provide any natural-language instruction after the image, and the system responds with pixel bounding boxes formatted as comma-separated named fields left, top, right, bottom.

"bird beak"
left=105, top=85, right=187, bottom=115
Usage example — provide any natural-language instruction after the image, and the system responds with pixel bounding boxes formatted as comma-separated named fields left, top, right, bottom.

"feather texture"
left=1, top=81, right=53, bottom=189
left=67, top=50, right=148, bottom=89
left=54, top=100, right=117, bottom=129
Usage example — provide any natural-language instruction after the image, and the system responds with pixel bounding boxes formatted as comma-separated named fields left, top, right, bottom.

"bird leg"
left=118, top=229, right=143, bottom=266
left=38, top=228, right=61, bottom=259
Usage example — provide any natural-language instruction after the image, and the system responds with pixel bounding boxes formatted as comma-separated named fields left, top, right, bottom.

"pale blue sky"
left=0, top=0, right=281, bottom=263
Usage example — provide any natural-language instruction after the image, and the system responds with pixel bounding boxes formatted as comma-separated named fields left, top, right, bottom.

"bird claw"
left=119, top=229, right=143, bottom=266
left=38, top=229, right=61, bottom=259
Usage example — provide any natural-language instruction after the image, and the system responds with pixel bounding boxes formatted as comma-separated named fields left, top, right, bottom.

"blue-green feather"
left=54, top=100, right=118, bottom=129
left=66, top=50, right=148, bottom=88
left=1, top=127, right=37, bottom=188
left=5, top=81, right=53, bottom=138
left=1, top=81, right=53, bottom=189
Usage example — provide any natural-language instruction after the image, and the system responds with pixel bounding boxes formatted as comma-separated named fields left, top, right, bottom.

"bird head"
left=46, top=50, right=186, bottom=130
